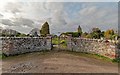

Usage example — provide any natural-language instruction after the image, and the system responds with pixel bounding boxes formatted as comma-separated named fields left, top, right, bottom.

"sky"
left=0, top=0, right=119, bottom=34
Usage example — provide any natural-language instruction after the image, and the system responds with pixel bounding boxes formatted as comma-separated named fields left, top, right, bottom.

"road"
left=2, top=50, right=118, bottom=73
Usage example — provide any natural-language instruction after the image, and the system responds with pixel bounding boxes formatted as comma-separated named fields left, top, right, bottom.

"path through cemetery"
left=2, top=50, right=118, bottom=73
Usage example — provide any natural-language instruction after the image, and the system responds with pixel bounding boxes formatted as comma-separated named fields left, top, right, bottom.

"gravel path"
left=2, top=51, right=118, bottom=73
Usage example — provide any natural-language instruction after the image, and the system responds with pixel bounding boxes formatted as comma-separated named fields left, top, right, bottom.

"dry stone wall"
left=2, top=36, right=52, bottom=56
left=67, top=35, right=119, bottom=59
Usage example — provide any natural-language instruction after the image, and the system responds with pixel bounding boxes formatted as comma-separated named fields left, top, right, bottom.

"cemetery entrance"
left=52, top=36, right=68, bottom=51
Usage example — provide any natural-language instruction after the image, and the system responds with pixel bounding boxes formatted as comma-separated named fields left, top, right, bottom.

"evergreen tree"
left=78, top=25, right=82, bottom=33
left=77, top=25, right=82, bottom=36
left=40, top=22, right=50, bottom=37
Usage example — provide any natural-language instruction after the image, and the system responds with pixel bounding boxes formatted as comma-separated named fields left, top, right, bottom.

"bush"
left=60, top=40, right=67, bottom=46
left=112, top=58, right=120, bottom=63
left=60, top=40, right=66, bottom=44
left=0, top=53, right=6, bottom=59
left=52, top=37, right=59, bottom=45
left=63, top=32, right=80, bottom=37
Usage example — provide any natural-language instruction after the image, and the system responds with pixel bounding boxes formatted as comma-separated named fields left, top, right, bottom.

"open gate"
left=52, top=36, right=68, bottom=51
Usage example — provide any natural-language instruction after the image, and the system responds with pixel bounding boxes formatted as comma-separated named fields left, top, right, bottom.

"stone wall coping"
left=0, top=37, right=51, bottom=39
left=71, top=38, right=118, bottom=43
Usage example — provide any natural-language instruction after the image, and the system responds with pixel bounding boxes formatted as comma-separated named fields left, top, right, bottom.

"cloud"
left=0, top=2, right=118, bottom=34
left=50, top=10, right=67, bottom=26
left=79, top=6, right=97, bottom=16
left=22, top=0, right=119, bottom=2
left=5, top=2, right=22, bottom=14
left=1, top=19, right=13, bottom=26
left=74, top=3, right=118, bottom=31
left=13, top=18, right=34, bottom=27
left=45, top=2, right=68, bottom=30
left=1, top=17, right=34, bottom=27
left=0, top=14, right=3, bottom=18
left=18, top=2, right=51, bottom=20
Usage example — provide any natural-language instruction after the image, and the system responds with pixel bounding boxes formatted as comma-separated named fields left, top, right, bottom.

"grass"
left=0, top=50, right=5, bottom=59
left=112, top=58, right=120, bottom=63
left=52, top=38, right=67, bottom=49
left=1, top=50, right=51, bottom=59
left=64, top=50, right=120, bottom=63
left=0, top=53, right=6, bottom=59
left=52, top=37, right=59, bottom=45
left=52, top=37, right=67, bottom=45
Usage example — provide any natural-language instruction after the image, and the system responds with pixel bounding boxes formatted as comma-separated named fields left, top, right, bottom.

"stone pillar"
left=46, top=34, right=52, bottom=50
left=67, top=34, right=72, bottom=51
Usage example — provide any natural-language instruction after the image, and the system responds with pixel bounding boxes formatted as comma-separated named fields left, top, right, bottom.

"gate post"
left=46, top=34, right=52, bottom=50
left=67, top=34, right=72, bottom=51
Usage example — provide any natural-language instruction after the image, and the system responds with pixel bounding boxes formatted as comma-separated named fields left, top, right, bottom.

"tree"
left=77, top=25, right=82, bottom=36
left=101, top=31, right=105, bottom=38
left=62, top=32, right=79, bottom=37
left=19, top=34, right=27, bottom=37
left=90, top=28, right=101, bottom=39
left=40, top=22, right=50, bottom=37
left=86, top=34, right=92, bottom=38
left=72, top=32, right=80, bottom=37
left=104, top=29, right=115, bottom=39
left=16, top=33, right=21, bottom=37
left=81, top=32, right=88, bottom=38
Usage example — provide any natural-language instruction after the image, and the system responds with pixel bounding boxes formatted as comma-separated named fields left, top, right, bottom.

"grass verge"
left=64, top=50, right=120, bottom=63
left=1, top=50, right=51, bottom=59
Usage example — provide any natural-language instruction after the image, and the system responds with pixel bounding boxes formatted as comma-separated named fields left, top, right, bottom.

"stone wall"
left=1, top=34, right=119, bottom=59
left=2, top=36, right=52, bottom=56
left=67, top=35, right=119, bottom=59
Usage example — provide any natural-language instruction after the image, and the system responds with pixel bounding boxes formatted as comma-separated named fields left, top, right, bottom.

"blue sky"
left=0, top=1, right=118, bottom=34
left=63, top=2, right=117, bottom=18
